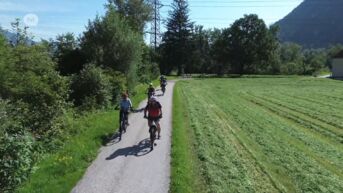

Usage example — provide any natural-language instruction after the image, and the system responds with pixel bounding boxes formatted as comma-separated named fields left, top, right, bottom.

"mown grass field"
left=174, top=77, right=343, bottom=193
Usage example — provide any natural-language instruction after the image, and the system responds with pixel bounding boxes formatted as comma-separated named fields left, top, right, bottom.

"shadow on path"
left=106, top=138, right=151, bottom=160
left=101, top=132, right=122, bottom=146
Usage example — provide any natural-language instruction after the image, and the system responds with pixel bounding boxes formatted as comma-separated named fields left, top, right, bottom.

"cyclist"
left=160, top=76, right=167, bottom=94
left=159, top=75, right=167, bottom=86
left=119, top=93, right=132, bottom=126
left=144, top=96, right=162, bottom=139
left=147, top=83, right=155, bottom=99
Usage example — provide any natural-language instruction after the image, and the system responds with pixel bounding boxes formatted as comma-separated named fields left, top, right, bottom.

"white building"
left=332, top=51, right=343, bottom=79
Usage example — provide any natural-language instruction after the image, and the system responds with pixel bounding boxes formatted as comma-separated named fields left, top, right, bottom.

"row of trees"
left=0, top=0, right=158, bottom=192
left=159, top=0, right=342, bottom=76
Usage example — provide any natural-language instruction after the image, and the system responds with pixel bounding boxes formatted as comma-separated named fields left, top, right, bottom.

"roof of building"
left=333, top=50, right=343, bottom=58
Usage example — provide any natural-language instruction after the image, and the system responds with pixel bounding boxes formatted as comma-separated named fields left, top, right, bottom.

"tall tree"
left=222, top=14, right=279, bottom=74
left=187, top=25, right=212, bottom=73
left=107, top=0, right=152, bottom=34
left=10, top=19, right=30, bottom=46
left=161, top=0, right=193, bottom=75
left=81, top=5, right=142, bottom=88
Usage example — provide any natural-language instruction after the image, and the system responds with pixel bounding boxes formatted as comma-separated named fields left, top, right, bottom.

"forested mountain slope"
left=276, top=0, right=343, bottom=48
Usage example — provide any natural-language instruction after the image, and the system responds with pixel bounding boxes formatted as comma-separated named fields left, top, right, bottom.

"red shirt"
left=145, top=102, right=162, bottom=118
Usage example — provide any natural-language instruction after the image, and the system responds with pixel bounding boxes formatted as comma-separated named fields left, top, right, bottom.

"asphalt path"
left=71, top=81, right=174, bottom=193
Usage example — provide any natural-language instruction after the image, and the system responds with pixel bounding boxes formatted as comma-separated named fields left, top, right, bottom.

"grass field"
left=174, top=77, right=343, bottom=193
left=170, top=83, right=206, bottom=193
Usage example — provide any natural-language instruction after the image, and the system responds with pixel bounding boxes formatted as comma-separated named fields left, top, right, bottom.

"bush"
left=0, top=100, right=35, bottom=193
left=0, top=45, right=69, bottom=140
left=70, top=64, right=112, bottom=110
left=138, top=46, right=160, bottom=83
left=106, top=70, right=127, bottom=105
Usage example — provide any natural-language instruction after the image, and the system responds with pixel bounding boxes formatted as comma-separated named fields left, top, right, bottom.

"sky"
left=0, top=0, right=303, bottom=41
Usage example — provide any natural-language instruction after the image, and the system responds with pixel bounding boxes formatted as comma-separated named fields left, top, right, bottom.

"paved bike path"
left=71, top=81, right=174, bottom=193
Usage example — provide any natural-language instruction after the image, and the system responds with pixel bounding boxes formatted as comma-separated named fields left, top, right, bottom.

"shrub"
left=70, top=64, right=112, bottom=110
left=106, top=70, right=127, bottom=105
left=0, top=45, right=69, bottom=140
left=0, top=100, right=35, bottom=193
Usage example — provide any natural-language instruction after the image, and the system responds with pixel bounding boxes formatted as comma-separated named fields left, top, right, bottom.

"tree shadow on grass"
left=105, top=138, right=151, bottom=160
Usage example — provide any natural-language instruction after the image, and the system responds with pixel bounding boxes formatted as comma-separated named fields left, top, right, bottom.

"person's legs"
left=119, top=110, right=123, bottom=125
left=148, top=119, right=152, bottom=127
left=155, top=119, right=161, bottom=138
left=124, top=111, right=129, bottom=125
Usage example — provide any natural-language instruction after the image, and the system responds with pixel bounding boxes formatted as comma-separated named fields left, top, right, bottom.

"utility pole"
left=150, top=0, right=161, bottom=50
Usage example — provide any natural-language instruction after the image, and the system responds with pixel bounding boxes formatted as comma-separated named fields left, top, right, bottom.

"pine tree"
left=161, top=0, right=193, bottom=75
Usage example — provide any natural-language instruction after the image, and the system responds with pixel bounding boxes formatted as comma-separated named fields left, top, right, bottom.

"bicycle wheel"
left=149, top=126, right=157, bottom=150
left=119, top=120, right=125, bottom=140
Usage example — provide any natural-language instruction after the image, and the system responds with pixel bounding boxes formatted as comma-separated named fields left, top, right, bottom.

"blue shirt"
left=120, top=98, right=132, bottom=111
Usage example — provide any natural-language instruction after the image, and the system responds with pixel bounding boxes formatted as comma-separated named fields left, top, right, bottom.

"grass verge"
left=170, top=82, right=206, bottom=193
left=16, top=81, right=157, bottom=193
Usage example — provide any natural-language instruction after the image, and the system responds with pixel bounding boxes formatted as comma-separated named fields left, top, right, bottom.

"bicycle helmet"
left=149, top=96, right=157, bottom=101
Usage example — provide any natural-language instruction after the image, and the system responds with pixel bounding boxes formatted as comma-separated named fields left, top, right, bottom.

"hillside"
left=0, top=28, right=16, bottom=42
left=0, top=28, right=35, bottom=45
left=276, top=0, right=343, bottom=48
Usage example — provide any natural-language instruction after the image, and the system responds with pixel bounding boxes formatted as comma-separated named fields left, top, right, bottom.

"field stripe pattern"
left=177, top=77, right=343, bottom=193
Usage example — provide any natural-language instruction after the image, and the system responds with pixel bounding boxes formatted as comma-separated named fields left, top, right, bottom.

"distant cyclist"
left=147, top=83, right=155, bottom=99
left=160, top=75, right=167, bottom=86
left=144, top=96, right=162, bottom=139
left=119, top=93, right=132, bottom=126
left=159, top=75, right=167, bottom=95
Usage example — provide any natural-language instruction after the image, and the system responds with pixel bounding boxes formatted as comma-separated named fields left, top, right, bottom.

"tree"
left=0, top=33, right=10, bottom=79
left=187, top=25, right=211, bottom=73
left=137, top=45, right=160, bottom=82
left=303, top=49, right=327, bottom=75
left=10, top=18, right=31, bottom=46
left=53, top=33, right=86, bottom=75
left=0, top=44, right=68, bottom=137
left=279, top=43, right=304, bottom=74
left=326, top=44, right=343, bottom=69
left=222, top=14, right=279, bottom=74
left=81, top=5, right=142, bottom=89
left=211, top=28, right=230, bottom=75
left=107, top=0, right=152, bottom=34
left=161, top=0, right=193, bottom=75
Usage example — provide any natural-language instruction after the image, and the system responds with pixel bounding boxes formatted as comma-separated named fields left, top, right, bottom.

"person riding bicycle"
left=160, top=75, right=167, bottom=87
left=147, top=83, right=155, bottom=99
left=144, top=96, right=162, bottom=139
left=119, top=93, right=132, bottom=126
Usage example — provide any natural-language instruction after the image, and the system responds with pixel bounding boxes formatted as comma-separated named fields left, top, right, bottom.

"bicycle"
left=161, top=83, right=166, bottom=95
left=144, top=117, right=158, bottom=150
left=119, top=111, right=128, bottom=140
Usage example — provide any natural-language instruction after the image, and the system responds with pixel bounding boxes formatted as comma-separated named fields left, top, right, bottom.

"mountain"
left=276, top=0, right=343, bottom=48
left=0, top=28, right=16, bottom=43
left=0, top=28, right=35, bottom=45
